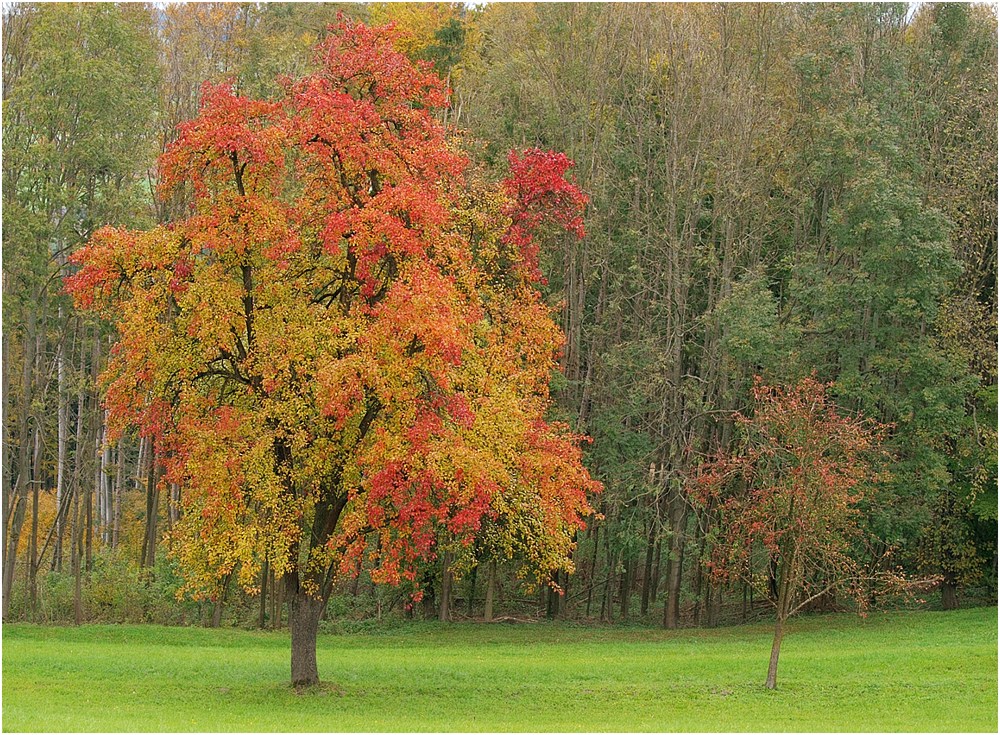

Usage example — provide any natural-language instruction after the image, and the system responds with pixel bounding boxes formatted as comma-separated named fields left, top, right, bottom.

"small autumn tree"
left=66, top=20, right=597, bottom=687
left=690, top=376, right=899, bottom=690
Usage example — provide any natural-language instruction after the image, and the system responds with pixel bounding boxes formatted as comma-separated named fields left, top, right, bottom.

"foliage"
left=65, top=20, right=597, bottom=613
left=690, top=376, right=898, bottom=614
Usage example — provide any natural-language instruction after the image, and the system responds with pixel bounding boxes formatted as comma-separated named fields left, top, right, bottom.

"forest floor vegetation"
left=2, top=606, right=996, bottom=732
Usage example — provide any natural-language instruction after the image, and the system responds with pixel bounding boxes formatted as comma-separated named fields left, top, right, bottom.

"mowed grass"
left=2, top=607, right=996, bottom=732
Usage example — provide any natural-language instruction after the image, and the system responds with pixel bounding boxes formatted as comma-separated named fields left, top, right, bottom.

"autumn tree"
left=690, top=377, right=896, bottom=690
left=65, top=20, right=596, bottom=686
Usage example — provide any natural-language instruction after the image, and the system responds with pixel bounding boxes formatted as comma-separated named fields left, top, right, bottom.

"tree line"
left=3, top=2, right=996, bottom=629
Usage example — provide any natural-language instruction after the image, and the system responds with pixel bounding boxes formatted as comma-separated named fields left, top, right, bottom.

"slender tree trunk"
left=112, top=442, right=124, bottom=550
left=287, top=581, right=324, bottom=687
left=1, top=327, right=9, bottom=552
left=258, top=558, right=269, bottom=628
left=650, top=537, right=662, bottom=606
left=54, top=311, right=69, bottom=571
left=663, top=502, right=687, bottom=629
left=86, top=337, right=99, bottom=574
left=640, top=512, right=657, bottom=616
left=619, top=558, right=632, bottom=621
left=28, top=427, right=41, bottom=617
left=141, top=439, right=159, bottom=570
left=3, top=310, right=37, bottom=620
left=70, top=344, right=87, bottom=625
left=484, top=562, right=496, bottom=622
left=765, top=614, right=784, bottom=690
left=766, top=549, right=797, bottom=690
left=100, top=412, right=112, bottom=544
left=168, top=482, right=181, bottom=529
left=467, top=563, right=477, bottom=617
left=72, top=481, right=83, bottom=625
left=558, top=567, right=568, bottom=618
left=350, top=556, right=362, bottom=597
left=586, top=521, right=599, bottom=617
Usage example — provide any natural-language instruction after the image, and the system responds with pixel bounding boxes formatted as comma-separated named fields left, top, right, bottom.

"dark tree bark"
left=484, top=562, right=496, bottom=621
left=140, top=440, right=160, bottom=570
left=467, top=562, right=477, bottom=617
left=259, top=558, right=269, bottom=628
left=287, top=581, right=325, bottom=688
left=3, top=310, right=37, bottom=620
left=663, top=499, right=687, bottom=629
left=439, top=551, right=452, bottom=622
left=585, top=520, right=599, bottom=617
left=28, top=425, right=42, bottom=616
left=941, top=574, right=959, bottom=610
left=619, top=558, right=632, bottom=621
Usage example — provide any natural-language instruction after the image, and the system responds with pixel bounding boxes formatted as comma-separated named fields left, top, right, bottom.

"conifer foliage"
left=66, top=20, right=597, bottom=686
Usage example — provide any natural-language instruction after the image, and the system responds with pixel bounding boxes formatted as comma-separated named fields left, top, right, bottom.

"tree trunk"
left=619, top=558, right=632, bottom=621
left=438, top=551, right=452, bottom=622
left=28, top=426, right=41, bottom=616
left=54, top=311, right=69, bottom=572
left=209, top=573, right=230, bottom=628
left=585, top=519, right=599, bottom=617
left=141, top=440, right=160, bottom=570
left=100, top=413, right=112, bottom=544
left=3, top=310, right=37, bottom=620
left=941, top=575, right=959, bottom=610
left=663, top=506, right=687, bottom=628
left=72, top=484, right=83, bottom=625
left=484, top=562, right=496, bottom=622
left=650, top=537, right=662, bottom=606
left=259, top=559, right=269, bottom=628
left=765, top=614, right=784, bottom=690
left=111, top=441, right=124, bottom=549
left=288, top=586, right=324, bottom=687
left=467, top=563, right=477, bottom=617
left=640, top=512, right=657, bottom=617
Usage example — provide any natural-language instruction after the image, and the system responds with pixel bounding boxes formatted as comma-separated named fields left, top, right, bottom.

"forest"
left=2, top=1, right=997, bottom=647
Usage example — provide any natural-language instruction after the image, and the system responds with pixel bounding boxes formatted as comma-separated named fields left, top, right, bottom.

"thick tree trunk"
left=439, top=551, right=452, bottom=622
left=765, top=614, right=784, bottom=690
left=288, top=586, right=324, bottom=687
left=941, top=576, right=959, bottom=610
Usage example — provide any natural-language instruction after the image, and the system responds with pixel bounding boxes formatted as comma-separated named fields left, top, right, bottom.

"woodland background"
left=2, top=1, right=996, bottom=629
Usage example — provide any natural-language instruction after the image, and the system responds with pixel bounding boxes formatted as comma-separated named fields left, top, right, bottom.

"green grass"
left=3, top=607, right=996, bottom=732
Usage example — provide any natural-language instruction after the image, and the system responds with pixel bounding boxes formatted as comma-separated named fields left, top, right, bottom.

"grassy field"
left=2, top=606, right=996, bottom=732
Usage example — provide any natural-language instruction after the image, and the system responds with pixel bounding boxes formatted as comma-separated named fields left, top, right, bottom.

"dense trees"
left=3, top=2, right=996, bottom=653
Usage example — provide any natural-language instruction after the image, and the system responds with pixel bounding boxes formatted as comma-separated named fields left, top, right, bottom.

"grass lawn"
left=2, top=606, right=996, bottom=732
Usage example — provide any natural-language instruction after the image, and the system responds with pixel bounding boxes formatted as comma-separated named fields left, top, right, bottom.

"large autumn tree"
left=66, top=20, right=597, bottom=687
